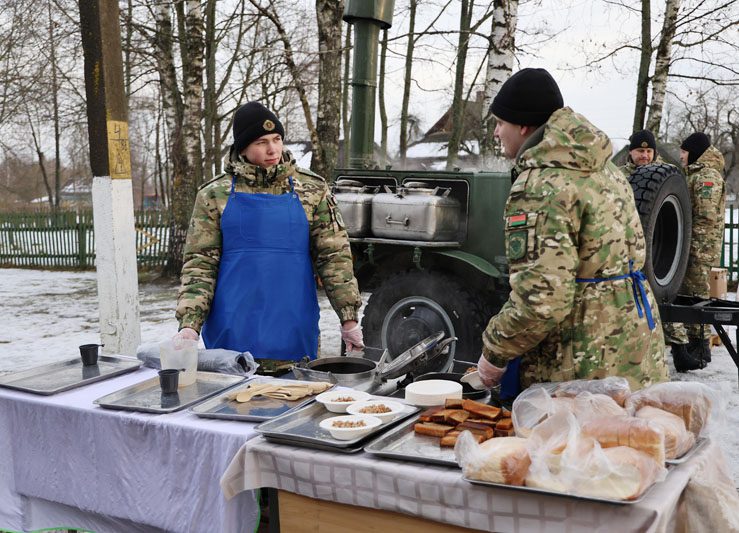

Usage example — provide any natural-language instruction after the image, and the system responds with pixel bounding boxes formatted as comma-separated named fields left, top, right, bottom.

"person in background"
left=619, top=129, right=658, bottom=176
left=663, top=132, right=726, bottom=368
left=476, top=68, right=668, bottom=398
left=174, top=102, right=363, bottom=374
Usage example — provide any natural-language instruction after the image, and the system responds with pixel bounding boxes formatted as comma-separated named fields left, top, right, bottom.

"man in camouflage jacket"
left=663, top=133, right=726, bottom=365
left=477, top=68, right=668, bottom=392
left=175, top=102, right=362, bottom=371
left=619, top=129, right=659, bottom=177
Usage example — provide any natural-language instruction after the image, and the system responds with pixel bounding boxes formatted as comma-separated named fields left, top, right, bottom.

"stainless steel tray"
left=190, top=377, right=331, bottom=422
left=463, top=476, right=650, bottom=505
left=262, top=435, right=366, bottom=454
left=666, top=436, right=709, bottom=465
left=94, top=371, right=245, bottom=414
left=364, top=415, right=458, bottom=467
left=0, top=355, right=142, bottom=395
left=256, top=396, right=419, bottom=449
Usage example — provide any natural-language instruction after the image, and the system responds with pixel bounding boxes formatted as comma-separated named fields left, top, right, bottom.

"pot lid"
left=379, top=331, right=456, bottom=380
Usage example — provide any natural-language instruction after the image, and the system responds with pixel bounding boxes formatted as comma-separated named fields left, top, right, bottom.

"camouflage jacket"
left=685, top=146, right=726, bottom=267
left=619, top=154, right=667, bottom=177
left=482, top=107, right=668, bottom=391
left=176, top=150, right=361, bottom=332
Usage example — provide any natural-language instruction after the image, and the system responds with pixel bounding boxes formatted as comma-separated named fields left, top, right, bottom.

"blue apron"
left=201, top=175, right=320, bottom=361
left=499, top=260, right=655, bottom=400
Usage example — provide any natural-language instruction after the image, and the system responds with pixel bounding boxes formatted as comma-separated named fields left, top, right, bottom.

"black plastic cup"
left=158, top=369, right=180, bottom=394
left=79, top=344, right=101, bottom=366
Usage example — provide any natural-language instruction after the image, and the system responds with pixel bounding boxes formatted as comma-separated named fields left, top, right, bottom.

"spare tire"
left=628, top=163, right=691, bottom=303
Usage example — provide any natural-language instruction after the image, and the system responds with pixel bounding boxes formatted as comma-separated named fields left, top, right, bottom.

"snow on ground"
left=1, top=268, right=737, bottom=485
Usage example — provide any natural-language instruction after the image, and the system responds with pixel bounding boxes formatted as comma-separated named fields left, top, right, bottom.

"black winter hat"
left=629, top=129, right=656, bottom=151
left=680, top=132, right=711, bottom=165
left=489, top=68, right=564, bottom=126
left=232, top=102, right=285, bottom=155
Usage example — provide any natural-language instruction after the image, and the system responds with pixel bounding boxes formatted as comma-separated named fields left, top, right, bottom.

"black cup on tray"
left=79, top=344, right=102, bottom=366
left=158, top=369, right=180, bottom=394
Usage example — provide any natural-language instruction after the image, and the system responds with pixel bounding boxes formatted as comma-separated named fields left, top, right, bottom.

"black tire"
left=628, top=163, right=692, bottom=303
left=361, top=270, right=493, bottom=366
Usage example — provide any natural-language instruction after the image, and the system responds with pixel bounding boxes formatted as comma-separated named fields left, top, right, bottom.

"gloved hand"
left=477, top=353, right=506, bottom=388
left=341, top=321, right=364, bottom=352
left=173, top=327, right=199, bottom=345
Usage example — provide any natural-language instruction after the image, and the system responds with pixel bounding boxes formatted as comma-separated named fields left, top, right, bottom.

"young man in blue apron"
left=175, top=102, right=363, bottom=373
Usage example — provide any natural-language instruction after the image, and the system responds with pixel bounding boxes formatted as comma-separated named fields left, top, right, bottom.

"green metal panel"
left=343, top=0, right=394, bottom=29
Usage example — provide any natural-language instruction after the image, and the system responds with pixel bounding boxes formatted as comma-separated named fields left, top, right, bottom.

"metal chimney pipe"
left=343, top=0, right=394, bottom=169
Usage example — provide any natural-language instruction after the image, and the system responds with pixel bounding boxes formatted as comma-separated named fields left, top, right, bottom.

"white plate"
left=318, top=414, right=382, bottom=440
left=346, top=399, right=405, bottom=424
left=315, top=389, right=372, bottom=413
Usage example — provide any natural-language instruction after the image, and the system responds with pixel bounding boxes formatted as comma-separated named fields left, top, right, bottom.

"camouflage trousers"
left=663, top=260, right=712, bottom=344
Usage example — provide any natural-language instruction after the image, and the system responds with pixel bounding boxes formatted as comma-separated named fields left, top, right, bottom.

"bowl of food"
left=315, top=389, right=371, bottom=413
left=346, top=399, right=405, bottom=424
left=318, top=415, right=382, bottom=440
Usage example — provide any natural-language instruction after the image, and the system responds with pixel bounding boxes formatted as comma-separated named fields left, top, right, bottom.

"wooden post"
left=79, top=0, right=141, bottom=355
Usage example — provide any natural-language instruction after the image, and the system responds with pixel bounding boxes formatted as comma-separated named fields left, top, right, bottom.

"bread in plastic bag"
left=624, top=381, right=726, bottom=438
left=454, top=431, right=530, bottom=485
left=635, top=406, right=695, bottom=460
left=571, top=391, right=628, bottom=424
left=553, top=376, right=631, bottom=406
left=511, top=386, right=574, bottom=438
left=580, top=415, right=666, bottom=465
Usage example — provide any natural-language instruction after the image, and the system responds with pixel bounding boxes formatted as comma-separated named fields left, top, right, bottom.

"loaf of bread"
left=577, top=446, right=662, bottom=501
left=572, top=392, right=628, bottom=424
left=554, top=377, right=631, bottom=406
left=635, top=406, right=695, bottom=459
left=461, top=436, right=531, bottom=485
left=625, top=382, right=712, bottom=437
left=581, top=416, right=665, bottom=465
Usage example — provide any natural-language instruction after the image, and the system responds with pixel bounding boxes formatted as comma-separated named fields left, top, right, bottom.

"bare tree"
left=633, top=0, right=652, bottom=131
left=645, top=0, right=681, bottom=134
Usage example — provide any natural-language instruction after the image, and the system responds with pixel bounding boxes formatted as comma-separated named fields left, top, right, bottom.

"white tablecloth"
left=0, top=366, right=261, bottom=533
left=221, top=435, right=731, bottom=533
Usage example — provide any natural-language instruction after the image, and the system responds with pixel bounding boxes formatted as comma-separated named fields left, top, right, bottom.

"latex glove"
left=173, top=327, right=199, bottom=345
left=341, top=321, right=364, bottom=352
left=477, top=354, right=505, bottom=388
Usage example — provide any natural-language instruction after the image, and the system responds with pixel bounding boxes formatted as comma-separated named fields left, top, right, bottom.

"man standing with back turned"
left=476, top=68, right=668, bottom=397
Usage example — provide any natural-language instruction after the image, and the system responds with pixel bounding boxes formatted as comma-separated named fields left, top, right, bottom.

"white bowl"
left=319, top=415, right=382, bottom=440
left=315, top=389, right=371, bottom=413
left=346, top=399, right=405, bottom=424
left=404, top=379, right=463, bottom=406
left=460, top=370, right=486, bottom=390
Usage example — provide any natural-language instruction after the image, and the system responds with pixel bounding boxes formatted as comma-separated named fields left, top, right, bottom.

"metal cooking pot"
left=413, top=372, right=490, bottom=401
left=292, top=332, right=456, bottom=394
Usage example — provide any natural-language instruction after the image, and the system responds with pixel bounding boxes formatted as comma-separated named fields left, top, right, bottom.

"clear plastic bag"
left=553, top=376, right=631, bottom=406
left=571, top=391, right=628, bottom=424
left=511, top=386, right=575, bottom=438
left=635, top=406, right=696, bottom=460
left=454, top=431, right=531, bottom=485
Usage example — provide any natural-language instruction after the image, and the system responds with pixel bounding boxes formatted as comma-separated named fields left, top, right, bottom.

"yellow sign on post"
left=106, top=120, right=132, bottom=179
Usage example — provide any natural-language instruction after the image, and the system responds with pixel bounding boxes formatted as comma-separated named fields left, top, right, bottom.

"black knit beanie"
left=232, top=102, right=285, bottom=155
left=680, top=132, right=711, bottom=165
left=629, top=129, right=656, bottom=151
left=489, top=68, right=564, bottom=126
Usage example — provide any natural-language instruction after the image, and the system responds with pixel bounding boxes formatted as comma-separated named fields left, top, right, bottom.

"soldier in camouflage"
left=174, top=102, right=362, bottom=374
left=619, top=129, right=658, bottom=177
left=663, top=133, right=726, bottom=368
left=477, top=68, right=668, bottom=394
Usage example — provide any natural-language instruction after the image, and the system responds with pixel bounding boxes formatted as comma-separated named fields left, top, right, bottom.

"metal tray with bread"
left=665, top=436, right=709, bottom=465
left=0, top=355, right=142, bottom=395
left=256, top=396, right=419, bottom=450
left=191, top=377, right=334, bottom=422
left=94, top=371, right=244, bottom=414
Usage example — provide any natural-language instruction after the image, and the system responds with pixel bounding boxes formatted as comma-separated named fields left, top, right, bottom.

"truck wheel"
left=362, top=270, right=492, bottom=366
left=628, top=163, right=692, bottom=303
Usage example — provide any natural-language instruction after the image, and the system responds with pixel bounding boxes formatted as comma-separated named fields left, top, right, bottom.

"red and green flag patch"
left=508, top=214, right=527, bottom=227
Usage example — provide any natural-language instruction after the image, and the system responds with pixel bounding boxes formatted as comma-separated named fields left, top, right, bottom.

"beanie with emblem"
left=629, top=129, right=656, bottom=151
left=232, top=102, right=285, bottom=155
left=680, top=132, right=711, bottom=165
left=489, top=68, right=564, bottom=127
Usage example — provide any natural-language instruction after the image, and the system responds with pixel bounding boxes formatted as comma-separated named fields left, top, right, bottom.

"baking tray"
left=463, top=476, right=650, bottom=505
left=364, top=415, right=459, bottom=467
left=191, top=377, right=332, bottom=422
left=0, top=356, right=142, bottom=395
left=666, top=436, right=709, bottom=465
left=261, top=434, right=366, bottom=454
left=94, top=371, right=245, bottom=414
left=256, top=396, right=419, bottom=449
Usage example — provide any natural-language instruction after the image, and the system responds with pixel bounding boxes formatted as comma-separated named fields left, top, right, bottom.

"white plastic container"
left=404, top=379, right=463, bottom=406
left=159, top=339, right=198, bottom=387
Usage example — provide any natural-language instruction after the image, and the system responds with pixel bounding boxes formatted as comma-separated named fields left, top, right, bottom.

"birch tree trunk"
left=633, top=0, right=652, bottom=132
left=314, top=0, right=343, bottom=179
left=48, top=0, right=61, bottom=208
left=342, top=27, right=351, bottom=166
left=480, top=0, right=518, bottom=163
left=203, top=0, right=216, bottom=182
left=646, top=0, right=681, bottom=135
left=446, top=0, right=473, bottom=170
left=399, top=0, right=417, bottom=166
left=378, top=28, right=389, bottom=164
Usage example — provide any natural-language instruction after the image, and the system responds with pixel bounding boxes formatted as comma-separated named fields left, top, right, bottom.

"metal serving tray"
left=259, top=434, right=366, bottom=454
left=190, top=377, right=331, bottom=422
left=0, top=356, right=142, bottom=395
left=94, top=371, right=245, bottom=414
left=256, top=396, right=419, bottom=449
left=364, top=415, right=459, bottom=467
left=462, top=476, right=653, bottom=505
left=666, top=436, right=709, bottom=465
